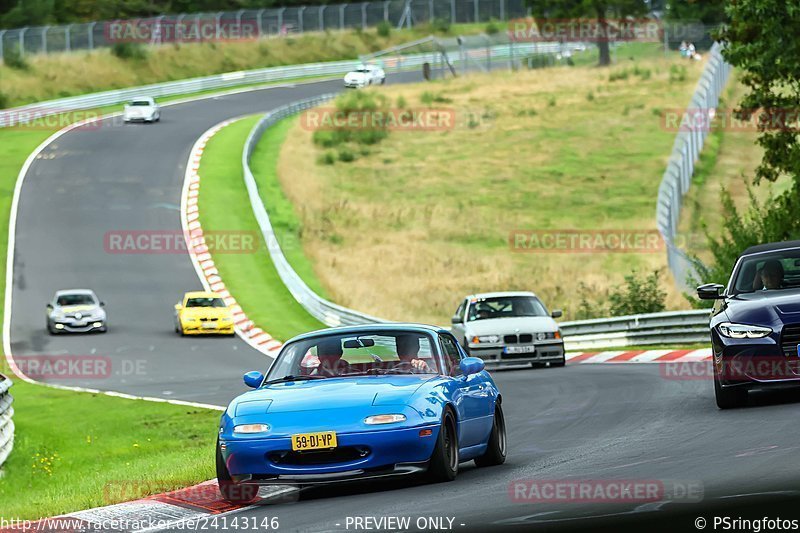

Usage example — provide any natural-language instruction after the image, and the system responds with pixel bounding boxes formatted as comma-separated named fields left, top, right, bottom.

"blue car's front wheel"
left=427, top=409, right=459, bottom=482
left=216, top=439, right=258, bottom=504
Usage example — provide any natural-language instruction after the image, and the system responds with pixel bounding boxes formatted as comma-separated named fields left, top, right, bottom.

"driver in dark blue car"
left=395, top=334, right=432, bottom=373
left=752, top=259, right=784, bottom=291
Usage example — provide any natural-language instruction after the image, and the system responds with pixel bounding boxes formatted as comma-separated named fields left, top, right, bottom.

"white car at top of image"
left=123, top=97, right=161, bottom=123
left=450, top=291, right=565, bottom=368
left=46, top=289, right=107, bottom=334
left=343, top=64, right=386, bottom=88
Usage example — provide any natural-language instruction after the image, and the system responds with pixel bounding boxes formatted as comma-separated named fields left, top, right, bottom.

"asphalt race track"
left=9, top=73, right=800, bottom=530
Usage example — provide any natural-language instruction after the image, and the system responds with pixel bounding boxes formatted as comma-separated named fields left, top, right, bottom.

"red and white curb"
left=566, top=348, right=711, bottom=364
left=1, top=481, right=295, bottom=532
left=180, top=119, right=283, bottom=358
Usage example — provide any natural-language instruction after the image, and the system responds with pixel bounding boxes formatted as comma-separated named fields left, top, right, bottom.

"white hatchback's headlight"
left=233, top=424, right=270, bottom=434
left=365, top=414, right=406, bottom=425
left=718, top=322, right=772, bottom=339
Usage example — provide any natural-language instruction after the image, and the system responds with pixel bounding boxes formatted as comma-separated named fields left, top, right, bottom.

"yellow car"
left=174, top=291, right=235, bottom=336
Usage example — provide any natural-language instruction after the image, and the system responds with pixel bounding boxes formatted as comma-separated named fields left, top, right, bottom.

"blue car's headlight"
left=718, top=322, right=772, bottom=339
left=364, top=414, right=406, bottom=425
left=233, top=423, right=270, bottom=434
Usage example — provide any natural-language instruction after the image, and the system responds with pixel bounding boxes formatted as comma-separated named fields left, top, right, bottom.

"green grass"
left=0, top=378, right=219, bottom=520
left=197, top=116, right=325, bottom=340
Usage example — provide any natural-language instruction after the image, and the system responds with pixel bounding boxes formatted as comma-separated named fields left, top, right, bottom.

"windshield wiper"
left=262, top=375, right=326, bottom=385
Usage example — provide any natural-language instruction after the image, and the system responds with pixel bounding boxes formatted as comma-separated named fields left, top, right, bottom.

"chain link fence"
left=656, top=41, right=732, bottom=288
left=0, top=374, right=14, bottom=469
left=0, top=0, right=530, bottom=60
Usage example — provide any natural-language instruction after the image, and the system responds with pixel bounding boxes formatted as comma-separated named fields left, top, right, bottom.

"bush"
left=376, top=20, right=391, bottom=38
left=608, top=270, right=667, bottom=316
left=586, top=91, right=595, bottom=102
left=669, top=64, right=687, bottom=83
left=420, top=91, right=452, bottom=105
left=527, top=54, right=555, bottom=69
left=337, top=148, right=356, bottom=162
left=608, top=68, right=629, bottom=82
left=312, top=90, right=390, bottom=150
left=111, top=42, right=147, bottom=60
left=0, top=91, right=8, bottom=109
left=3, top=45, right=29, bottom=70
left=485, top=20, right=500, bottom=35
left=431, top=17, right=451, bottom=33
left=317, top=151, right=336, bottom=165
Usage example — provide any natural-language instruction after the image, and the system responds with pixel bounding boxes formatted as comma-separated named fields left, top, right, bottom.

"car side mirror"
left=451, top=314, right=462, bottom=324
left=46, top=303, right=53, bottom=309
left=174, top=303, right=182, bottom=310
left=697, top=283, right=725, bottom=300
left=243, top=371, right=264, bottom=389
left=100, top=301, right=105, bottom=307
left=551, top=309, right=563, bottom=318
left=459, top=357, right=485, bottom=376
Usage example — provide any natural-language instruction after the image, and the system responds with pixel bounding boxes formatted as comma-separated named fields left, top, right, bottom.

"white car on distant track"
left=123, top=97, right=160, bottom=123
left=343, top=64, right=386, bottom=88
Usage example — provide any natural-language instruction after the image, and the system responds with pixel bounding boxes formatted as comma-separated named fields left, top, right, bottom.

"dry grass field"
left=273, top=46, right=722, bottom=324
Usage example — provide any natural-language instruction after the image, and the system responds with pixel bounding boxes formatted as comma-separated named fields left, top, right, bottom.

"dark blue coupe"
left=216, top=324, right=506, bottom=502
left=698, top=240, right=800, bottom=408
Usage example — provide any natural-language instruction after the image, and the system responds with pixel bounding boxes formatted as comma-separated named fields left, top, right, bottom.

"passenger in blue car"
left=752, top=259, right=784, bottom=291
left=396, top=334, right=433, bottom=373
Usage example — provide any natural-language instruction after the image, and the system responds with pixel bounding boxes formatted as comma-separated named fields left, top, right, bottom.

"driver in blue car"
left=395, top=334, right=432, bottom=373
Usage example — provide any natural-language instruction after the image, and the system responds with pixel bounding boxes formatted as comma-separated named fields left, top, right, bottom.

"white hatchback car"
left=123, top=97, right=161, bottom=123
left=450, top=291, right=565, bottom=367
left=343, top=64, right=386, bottom=88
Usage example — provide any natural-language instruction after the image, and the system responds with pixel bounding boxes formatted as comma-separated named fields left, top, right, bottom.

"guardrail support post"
left=361, top=2, right=368, bottom=29
left=88, top=21, right=97, bottom=49
left=18, top=27, right=27, bottom=56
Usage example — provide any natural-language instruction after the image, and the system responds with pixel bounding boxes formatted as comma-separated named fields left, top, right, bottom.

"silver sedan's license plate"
left=506, top=345, right=535, bottom=354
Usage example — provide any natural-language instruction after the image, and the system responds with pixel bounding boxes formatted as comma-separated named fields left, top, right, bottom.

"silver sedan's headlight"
left=718, top=322, right=772, bottom=339
left=470, top=335, right=501, bottom=344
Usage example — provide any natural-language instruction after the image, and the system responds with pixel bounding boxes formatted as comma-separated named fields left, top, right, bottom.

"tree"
left=718, top=0, right=800, bottom=185
left=527, top=0, right=649, bottom=66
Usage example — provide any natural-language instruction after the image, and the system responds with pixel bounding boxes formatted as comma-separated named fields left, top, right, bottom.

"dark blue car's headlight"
left=718, top=322, right=772, bottom=339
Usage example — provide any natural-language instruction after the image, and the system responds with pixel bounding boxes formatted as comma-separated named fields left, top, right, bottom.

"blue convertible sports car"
left=698, top=240, right=800, bottom=409
left=216, top=324, right=506, bottom=502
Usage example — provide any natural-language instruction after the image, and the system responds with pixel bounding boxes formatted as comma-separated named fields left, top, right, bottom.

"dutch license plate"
left=506, top=345, right=536, bottom=355
left=291, top=431, right=337, bottom=451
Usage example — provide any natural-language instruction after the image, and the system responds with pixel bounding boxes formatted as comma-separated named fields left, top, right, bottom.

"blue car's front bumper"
left=220, top=424, right=440, bottom=484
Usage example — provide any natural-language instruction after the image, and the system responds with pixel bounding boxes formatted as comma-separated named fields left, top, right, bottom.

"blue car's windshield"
left=266, top=331, right=441, bottom=381
left=731, top=248, right=800, bottom=294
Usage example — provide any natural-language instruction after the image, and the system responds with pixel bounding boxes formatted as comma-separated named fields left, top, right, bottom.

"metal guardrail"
left=0, top=40, right=559, bottom=129
left=0, top=0, right=529, bottom=59
left=0, top=374, right=14, bottom=469
left=656, top=41, right=733, bottom=288
left=560, top=309, right=711, bottom=351
left=242, top=94, right=385, bottom=328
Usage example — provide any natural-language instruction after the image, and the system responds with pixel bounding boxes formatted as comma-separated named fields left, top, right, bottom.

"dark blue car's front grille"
left=780, top=325, right=800, bottom=357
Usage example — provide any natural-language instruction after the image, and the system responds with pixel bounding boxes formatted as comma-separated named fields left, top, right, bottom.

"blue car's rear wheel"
left=427, top=410, right=458, bottom=482
left=475, top=403, right=507, bottom=467
left=216, top=440, right=258, bottom=504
